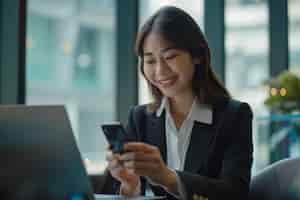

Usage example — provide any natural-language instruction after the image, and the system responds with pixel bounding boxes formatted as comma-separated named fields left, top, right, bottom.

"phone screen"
left=101, top=122, right=127, bottom=153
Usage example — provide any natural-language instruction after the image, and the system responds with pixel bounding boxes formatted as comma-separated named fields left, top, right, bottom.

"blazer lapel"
left=146, top=111, right=167, bottom=163
left=184, top=121, right=217, bottom=173
left=184, top=99, right=228, bottom=173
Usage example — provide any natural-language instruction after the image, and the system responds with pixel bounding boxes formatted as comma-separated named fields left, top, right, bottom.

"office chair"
left=249, top=157, right=300, bottom=200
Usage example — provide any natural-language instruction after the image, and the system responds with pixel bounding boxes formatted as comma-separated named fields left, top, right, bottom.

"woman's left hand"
left=119, top=142, right=177, bottom=189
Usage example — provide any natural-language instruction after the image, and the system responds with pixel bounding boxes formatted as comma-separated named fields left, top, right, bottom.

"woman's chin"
left=160, top=85, right=193, bottom=99
left=160, top=88, right=178, bottom=98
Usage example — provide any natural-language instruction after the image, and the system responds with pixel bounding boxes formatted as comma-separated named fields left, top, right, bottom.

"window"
left=225, top=0, right=269, bottom=173
left=138, top=0, right=204, bottom=104
left=26, top=0, right=116, bottom=174
left=289, top=0, right=300, bottom=74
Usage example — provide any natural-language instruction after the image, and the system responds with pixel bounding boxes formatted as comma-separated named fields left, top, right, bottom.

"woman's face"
left=142, top=32, right=199, bottom=98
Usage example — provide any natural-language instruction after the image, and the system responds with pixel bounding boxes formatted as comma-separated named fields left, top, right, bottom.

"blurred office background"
left=0, top=0, right=299, bottom=175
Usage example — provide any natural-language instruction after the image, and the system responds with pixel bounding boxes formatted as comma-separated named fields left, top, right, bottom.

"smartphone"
left=101, top=122, right=127, bottom=153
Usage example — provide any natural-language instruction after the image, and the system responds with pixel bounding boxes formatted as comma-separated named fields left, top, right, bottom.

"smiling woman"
left=98, top=6, right=254, bottom=200
left=135, top=6, right=230, bottom=113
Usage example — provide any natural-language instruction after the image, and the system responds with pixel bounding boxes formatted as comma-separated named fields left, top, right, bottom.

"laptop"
left=0, top=105, right=164, bottom=200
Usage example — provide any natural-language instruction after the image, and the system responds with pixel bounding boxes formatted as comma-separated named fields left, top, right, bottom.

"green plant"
left=264, top=71, right=300, bottom=113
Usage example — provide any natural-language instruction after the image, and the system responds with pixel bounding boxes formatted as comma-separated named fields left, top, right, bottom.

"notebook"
left=0, top=105, right=164, bottom=200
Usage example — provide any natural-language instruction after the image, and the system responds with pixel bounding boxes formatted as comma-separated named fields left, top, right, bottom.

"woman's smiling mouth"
left=157, top=76, right=178, bottom=88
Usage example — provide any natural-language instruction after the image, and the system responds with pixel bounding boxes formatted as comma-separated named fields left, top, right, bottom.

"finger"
left=110, top=166, right=124, bottom=181
left=125, top=162, right=156, bottom=177
left=108, top=159, right=124, bottom=171
left=107, top=159, right=118, bottom=169
left=106, top=151, right=121, bottom=162
left=106, top=150, right=114, bottom=161
left=124, top=142, right=157, bottom=153
left=106, top=151, right=120, bottom=161
left=111, top=166, right=123, bottom=175
left=123, top=160, right=156, bottom=170
left=119, top=151, right=157, bottom=162
left=106, top=144, right=113, bottom=150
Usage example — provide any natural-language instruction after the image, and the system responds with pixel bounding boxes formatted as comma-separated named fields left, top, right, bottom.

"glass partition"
left=225, top=0, right=270, bottom=173
left=289, top=0, right=300, bottom=75
left=26, top=0, right=116, bottom=174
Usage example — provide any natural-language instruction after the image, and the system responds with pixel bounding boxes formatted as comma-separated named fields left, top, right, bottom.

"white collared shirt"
left=156, top=97, right=213, bottom=170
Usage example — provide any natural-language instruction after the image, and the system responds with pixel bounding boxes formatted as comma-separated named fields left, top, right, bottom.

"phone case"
left=101, top=122, right=127, bottom=153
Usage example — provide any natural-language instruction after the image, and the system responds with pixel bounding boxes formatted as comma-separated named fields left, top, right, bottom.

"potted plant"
left=264, top=71, right=300, bottom=144
left=264, top=71, right=300, bottom=114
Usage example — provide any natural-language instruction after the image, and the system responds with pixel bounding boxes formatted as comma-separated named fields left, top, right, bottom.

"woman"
left=102, top=6, right=253, bottom=200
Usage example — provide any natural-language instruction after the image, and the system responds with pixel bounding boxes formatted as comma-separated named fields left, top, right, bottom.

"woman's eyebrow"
left=143, top=47, right=177, bottom=56
left=160, top=47, right=177, bottom=53
left=143, top=52, right=153, bottom=57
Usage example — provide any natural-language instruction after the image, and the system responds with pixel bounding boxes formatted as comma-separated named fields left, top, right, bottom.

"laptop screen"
left=0, top=105, right=94, bottom=200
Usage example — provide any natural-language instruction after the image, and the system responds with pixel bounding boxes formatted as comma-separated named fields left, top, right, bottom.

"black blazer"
left=91, top=99, right=253, bottom=200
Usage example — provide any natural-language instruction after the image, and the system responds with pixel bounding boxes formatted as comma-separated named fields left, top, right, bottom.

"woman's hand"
left=119, top=142, right=178, bottom=193
left=106, top=149, right=140, bottom=196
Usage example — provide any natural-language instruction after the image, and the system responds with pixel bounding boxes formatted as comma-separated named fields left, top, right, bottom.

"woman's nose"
left=156, top=58, right=171, bottom=76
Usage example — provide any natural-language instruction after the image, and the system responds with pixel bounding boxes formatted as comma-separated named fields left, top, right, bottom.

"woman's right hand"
left=106, top=149, right=140, bottom=196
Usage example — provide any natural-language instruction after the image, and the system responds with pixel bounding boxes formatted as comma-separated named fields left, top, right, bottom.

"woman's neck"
left=168, top=91, right=195, bottom=121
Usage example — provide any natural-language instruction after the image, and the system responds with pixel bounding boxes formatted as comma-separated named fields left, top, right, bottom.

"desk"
left=94, top=194, right=165, bottom=200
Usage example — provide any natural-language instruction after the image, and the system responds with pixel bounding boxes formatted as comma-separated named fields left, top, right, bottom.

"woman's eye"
left=145, top=59, right=156, bottom=65
left=165, top=54, right=177, bottom=60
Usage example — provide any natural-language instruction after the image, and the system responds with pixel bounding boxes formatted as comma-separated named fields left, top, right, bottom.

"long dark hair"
left=135, top=6, right=231, bottom=112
